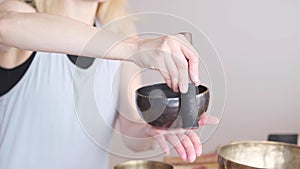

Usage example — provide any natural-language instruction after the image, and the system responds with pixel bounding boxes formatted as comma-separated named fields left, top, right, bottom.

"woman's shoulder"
left=0, top=0, right=36, bottom=13
left=0, top=1, right=36, bottom=69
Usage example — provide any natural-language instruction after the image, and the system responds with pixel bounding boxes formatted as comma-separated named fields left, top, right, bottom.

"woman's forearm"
left=0, top=11, right=137, bottom=61
left=118, top=115, right=156, bottom=152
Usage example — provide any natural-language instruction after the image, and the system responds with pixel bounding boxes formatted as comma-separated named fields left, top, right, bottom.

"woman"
left=0, top=0, right=218, bottom=168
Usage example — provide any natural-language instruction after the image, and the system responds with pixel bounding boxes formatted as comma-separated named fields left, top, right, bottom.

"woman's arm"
left=0, top=11, right=136, bottom=60
left=0, top=0, right=136, bottom=60
left=0, top=1, right=201, bottom=92
left=0, top=0, right=36, bottom=51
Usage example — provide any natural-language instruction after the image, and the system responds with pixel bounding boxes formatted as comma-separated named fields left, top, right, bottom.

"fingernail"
left=193, top=75, right=200, bottom=85
left=180, top=84, right=188, bottom=93
left=181, top=154, right=187, bottom=161
left=214, top=118, right=220, bottom=124
left=189, top=154, right=196, bottom=163
left=197, top=146, right=202, bottom=156
left=174, top=87, right=179, bottom=93
left=209, top=116, right=220, bottom=125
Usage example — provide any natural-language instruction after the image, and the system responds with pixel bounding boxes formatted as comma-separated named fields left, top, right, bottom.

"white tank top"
left=0, top=52, right=120, bottom=169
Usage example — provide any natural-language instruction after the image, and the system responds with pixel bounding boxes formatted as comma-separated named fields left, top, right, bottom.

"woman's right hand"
left=129, top=33, right=201, bottom=93
left=146, top=113, right=220, bottom=162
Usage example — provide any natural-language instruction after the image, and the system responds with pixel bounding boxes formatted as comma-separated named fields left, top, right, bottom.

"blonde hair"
left=22, top=0, right=133, bottom=34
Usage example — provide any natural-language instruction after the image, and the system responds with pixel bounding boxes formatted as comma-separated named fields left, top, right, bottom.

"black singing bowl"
left=135, top=83, right=209, bottom=129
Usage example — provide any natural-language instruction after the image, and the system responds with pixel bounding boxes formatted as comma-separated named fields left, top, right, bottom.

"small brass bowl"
left=114, top=160, right=173, bottom=169
left=218, top=141, right=300, bottom=169
left=135, top=83, right=209, bottom=129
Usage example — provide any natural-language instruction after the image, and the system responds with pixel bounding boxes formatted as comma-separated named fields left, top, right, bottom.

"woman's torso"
left=0, top=51, right=120, bottom=169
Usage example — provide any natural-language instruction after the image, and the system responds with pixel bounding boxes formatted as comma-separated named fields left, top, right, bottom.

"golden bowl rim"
left=217, top=140, right=300, bottom=169
left=113, top=160, right=173, bottom=169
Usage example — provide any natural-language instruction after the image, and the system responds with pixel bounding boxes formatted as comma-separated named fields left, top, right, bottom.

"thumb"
left=198, top=113, right=220, bottom=126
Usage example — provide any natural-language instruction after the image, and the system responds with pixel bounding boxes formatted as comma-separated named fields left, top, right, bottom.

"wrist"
left=145, top=124, right=153, bottom=137
left=120, top=35, right=139, bottom=63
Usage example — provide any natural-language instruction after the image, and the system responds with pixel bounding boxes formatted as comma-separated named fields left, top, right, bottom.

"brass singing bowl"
left=218, top=141, right=300, bottom=169
left=114, top=160, right=173, bottom=169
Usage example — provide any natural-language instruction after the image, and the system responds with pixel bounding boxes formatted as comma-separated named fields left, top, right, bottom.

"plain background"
left=109, top=0, right=300, bottom=168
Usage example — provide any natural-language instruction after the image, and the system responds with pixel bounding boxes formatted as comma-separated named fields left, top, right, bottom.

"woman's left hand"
left=147, top=113, right=220, bottom=162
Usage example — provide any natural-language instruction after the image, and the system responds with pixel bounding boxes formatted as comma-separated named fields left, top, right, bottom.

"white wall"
left=110, top=0, right=300, bottom=167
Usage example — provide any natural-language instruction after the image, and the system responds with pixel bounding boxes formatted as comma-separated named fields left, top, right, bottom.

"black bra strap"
left=0, top=52, right=36, bottom=96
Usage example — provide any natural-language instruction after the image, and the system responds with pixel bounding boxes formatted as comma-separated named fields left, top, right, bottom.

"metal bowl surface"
left=218, top=141, right=300, bottom=169
left=114, top=160, right=173, bottom=169
left=135, top=83, right=209, bottom=129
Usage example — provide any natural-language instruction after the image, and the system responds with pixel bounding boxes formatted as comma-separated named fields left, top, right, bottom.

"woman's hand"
left=129, top=34, right=201, bottom=93
left=146, top=113, right=220, bottom=162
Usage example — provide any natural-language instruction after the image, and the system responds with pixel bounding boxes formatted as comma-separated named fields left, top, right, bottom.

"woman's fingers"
left=186, top=130, right=202, bottom=156
left=134, top=34, right=200, bottom=93
left=181, top=45, right=200, bottom=86
left=165, top=132, right=187, bottom=161
left=148, top=116, right=219, bottom=162
left=160, top=70, right=172, bottom=89
left=176, top=132, right=196, bottom=162
left=171, top=48, right=189, bottom=93
left=163, top=54, right=179, bottom=92
left=149, top=128, right=170, bottom=155
left=177, top=34, right=201, bottom=86
left=149, top=127, right=204, bottom=163
left=154, top=134, right=170, bottom=155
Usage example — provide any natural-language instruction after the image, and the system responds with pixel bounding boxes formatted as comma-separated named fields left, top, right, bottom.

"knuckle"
left=175, top=145, right=184, bottom=153
left=185, top=144, right=195, bottom=151
left=183, top=143, right=194, bottom=151
left=192, top=55, right=199, bottom=63
left=165, top=35, right=173, bottom=40
left=177, top=59, right=188, bottom=69
left=160, top=41, right=168, bottom=50
left=171, top=77, right=178, bottom=84
left=172, top=82, right=178, bottom=90
left=162, top=35, right=175, bottom=46
left=176, top=33, right=185, bottom=39
left=161, top=36, right=169, bottom=44
left=164, top=76, right=171, bottom=81
left=168, top=68, right=178, bottom=78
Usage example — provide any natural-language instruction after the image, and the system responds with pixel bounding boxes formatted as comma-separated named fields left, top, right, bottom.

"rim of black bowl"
left=136, top=83, right=208, bottom=98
